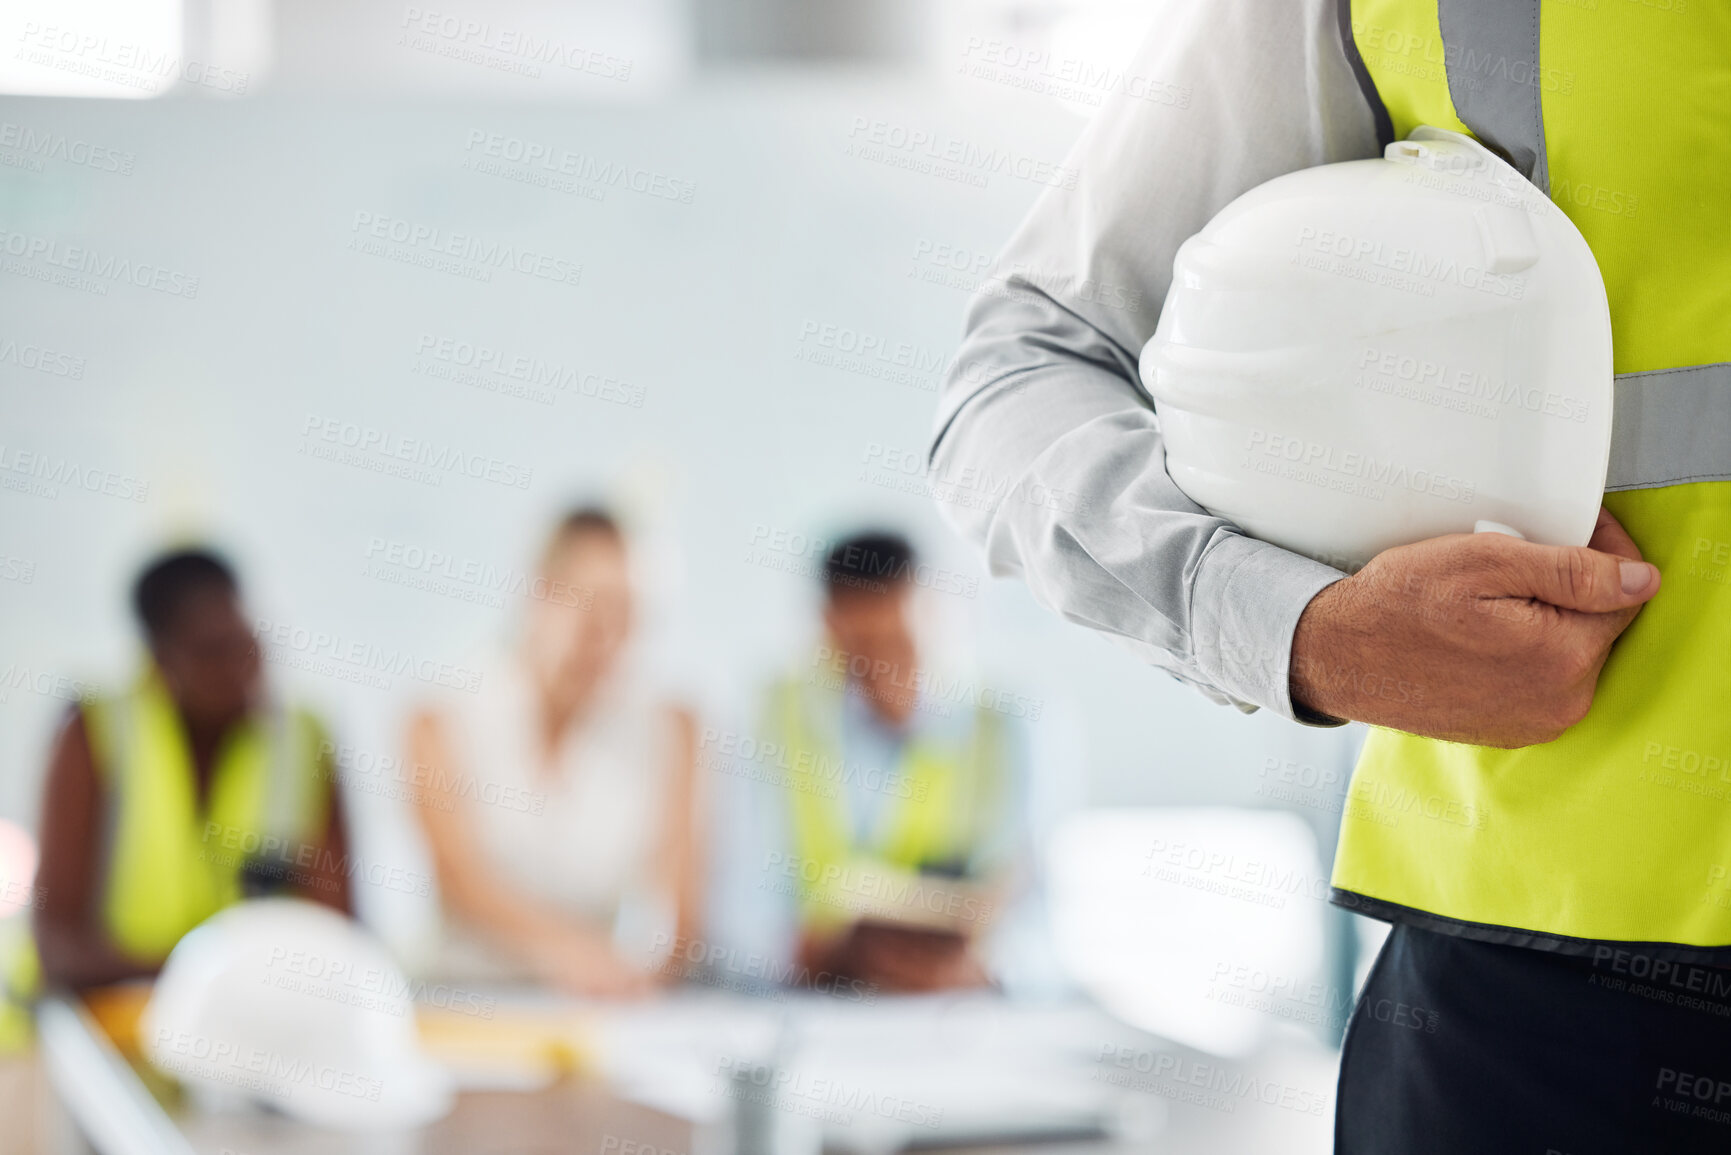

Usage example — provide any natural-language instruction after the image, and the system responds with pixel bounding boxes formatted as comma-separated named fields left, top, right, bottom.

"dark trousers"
left=1336, top=923, right=1731, bottom=1154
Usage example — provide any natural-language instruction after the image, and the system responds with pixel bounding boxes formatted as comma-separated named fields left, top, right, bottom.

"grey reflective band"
left=1606, top=363, right=1731, bottom=491
left=1337, top=0, right=1394, bottom=150
left=1436, top=0, right=1550, bottom=193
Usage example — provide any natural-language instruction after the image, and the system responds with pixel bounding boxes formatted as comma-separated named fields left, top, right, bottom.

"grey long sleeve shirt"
left=929, top=0, right=1382, bottom=721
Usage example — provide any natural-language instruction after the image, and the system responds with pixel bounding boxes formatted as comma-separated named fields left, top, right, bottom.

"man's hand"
left=1290, top=508, right=1659, bottom=748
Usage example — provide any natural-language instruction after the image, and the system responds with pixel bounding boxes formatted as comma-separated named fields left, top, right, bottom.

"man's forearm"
left=933, top=344, right=1350, bottom=717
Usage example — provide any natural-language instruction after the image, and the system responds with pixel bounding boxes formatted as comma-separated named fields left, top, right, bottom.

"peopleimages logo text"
left=1295, top=227, right=1526, bottom=299
left=254, top=616, right=485, bottom=693
left=463, top=131, right=693, bottom=203
left=1245, top=429, right=1475, bottom=504
left=0, top=228, right=199, bottom=297
left=0, top=121, right=134, bottom=174
left=300, top=415, right=533, bottom=489
left=845, top=118, right=1077, bottom=190
left=1358, top=345, right=1589, bottom=423
left=349, top=212, right=582, bottom=286
left=399, top=8, right=633, bottom=80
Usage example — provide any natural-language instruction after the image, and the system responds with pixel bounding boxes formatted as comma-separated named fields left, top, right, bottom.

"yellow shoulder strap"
left=775, top=679, right=852, bottom=873
left=880, top=705, right=1005, bottom=871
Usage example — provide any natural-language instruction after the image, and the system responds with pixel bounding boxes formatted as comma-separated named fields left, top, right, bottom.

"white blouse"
left=435, top=653, right=675, bottom=978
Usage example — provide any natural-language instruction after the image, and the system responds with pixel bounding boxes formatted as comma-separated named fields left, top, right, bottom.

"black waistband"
left=1332, top=887, right=1731, bottom=971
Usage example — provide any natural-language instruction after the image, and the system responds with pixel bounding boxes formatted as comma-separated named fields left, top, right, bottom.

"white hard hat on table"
left=1140, top=127, right=1613, bottom=573
left=141, top=898, right=454, bottom=1131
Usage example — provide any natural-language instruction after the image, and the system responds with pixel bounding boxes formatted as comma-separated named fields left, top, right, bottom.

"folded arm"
left=930, top=0, right=1380, bottom=718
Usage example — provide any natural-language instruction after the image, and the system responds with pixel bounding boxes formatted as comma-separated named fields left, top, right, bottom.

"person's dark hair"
left=823, top=531, right=915, bottom=597
left=131, top=548, right=240, bottom=640
left=540, top=505, right=624, bottom=568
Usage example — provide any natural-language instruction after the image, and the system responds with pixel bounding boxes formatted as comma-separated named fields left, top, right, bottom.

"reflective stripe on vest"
left=84, top=670, right=329, bottom=963
left=766, top=675, right=1002, bottom=931
left=1335, top=0, right=1731, bottom=960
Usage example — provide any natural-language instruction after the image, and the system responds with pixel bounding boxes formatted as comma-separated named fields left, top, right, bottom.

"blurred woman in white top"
left=408, top=508, right=700, bottom=997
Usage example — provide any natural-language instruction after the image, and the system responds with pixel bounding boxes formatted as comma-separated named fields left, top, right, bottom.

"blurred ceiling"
left=1, top=0, right=1153, bottom=103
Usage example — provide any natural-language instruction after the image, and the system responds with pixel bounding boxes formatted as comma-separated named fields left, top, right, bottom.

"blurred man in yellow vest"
left=30, top=548, right=351, bottom=991
left=758, top=531, right=1033, bottom=994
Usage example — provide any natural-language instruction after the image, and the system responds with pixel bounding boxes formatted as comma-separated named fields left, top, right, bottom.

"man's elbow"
left=926, top=413, right=999, bottom=553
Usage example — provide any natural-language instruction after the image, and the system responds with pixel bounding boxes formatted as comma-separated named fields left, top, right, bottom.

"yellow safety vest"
left=764, top=675, right=1005, bottom=932
left=1332, top=0, right=1731, bottom=959
left=0, top=920, right=36, bottom=1054
left=83, top=669, right=331, bottom=964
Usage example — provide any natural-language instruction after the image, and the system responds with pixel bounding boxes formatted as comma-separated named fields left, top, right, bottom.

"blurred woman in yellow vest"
left=407, top=509, right=702, bottom=998
left=32, top=548, right=352, bottom=991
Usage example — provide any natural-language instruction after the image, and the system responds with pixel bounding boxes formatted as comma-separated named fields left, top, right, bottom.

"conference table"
left=17, top=988, right=1338, bottom=1155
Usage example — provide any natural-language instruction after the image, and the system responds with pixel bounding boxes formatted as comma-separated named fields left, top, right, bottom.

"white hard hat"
left=1140, top=127, right=1612, bottom=572
left=141, top=898, right=454, bottom=1131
